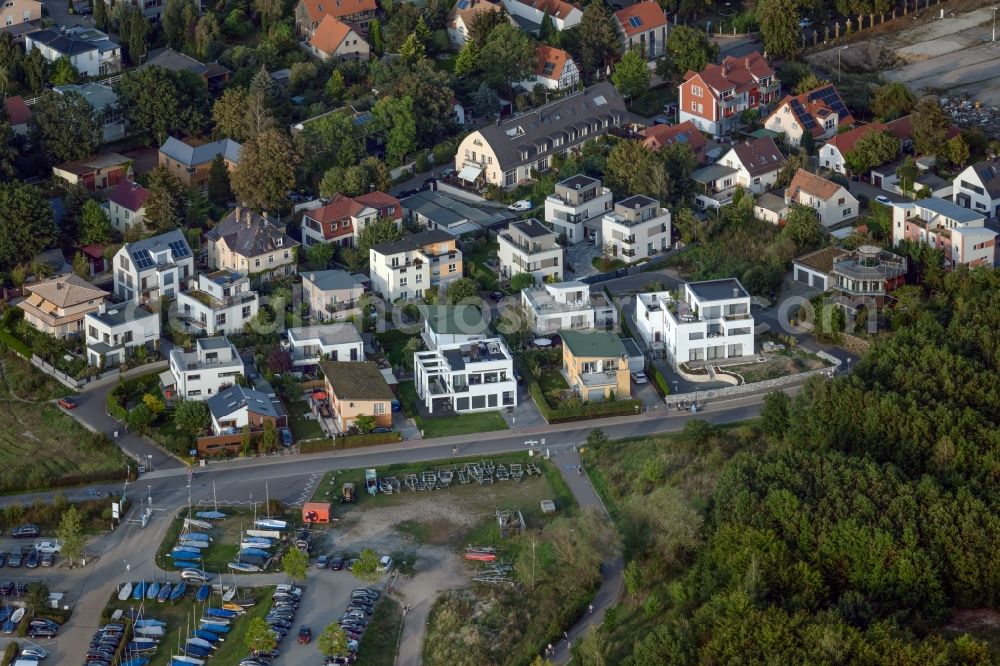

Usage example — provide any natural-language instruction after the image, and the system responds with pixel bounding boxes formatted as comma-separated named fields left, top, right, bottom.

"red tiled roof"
left=684, top=51, right=774, bottom=97
left=81, top=244, right=105, bottom=259
left=615, top=1, right=667, bottom=37
left=786, top=168, right=844, bottom=202
left=510, top=0, right=579, bottom=20
left=310, top=15, right=354, bottom=55
left=4, top=96, right=31, bottom=126
left=535, top=45, right=571, bottom=82
left=640, top=120, right=707, bottom=160
left=107, top=179, right=149, bottom=212
left=449, top=0, right=501, bottom=28
left=300, top=0, right=375, bottom=22
left=307, top=192, right=402, bottom=240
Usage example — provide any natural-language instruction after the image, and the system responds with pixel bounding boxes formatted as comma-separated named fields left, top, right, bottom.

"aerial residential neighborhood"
left=0, top=0, right=998, bottom=664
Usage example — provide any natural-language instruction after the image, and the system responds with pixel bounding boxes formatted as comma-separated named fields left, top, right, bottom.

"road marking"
left=290, top=473, right=322, bottom=507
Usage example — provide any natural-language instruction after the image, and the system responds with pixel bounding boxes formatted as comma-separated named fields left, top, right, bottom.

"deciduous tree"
left=611, top=46, right=650, bottom=104
left=757, top=0, right=800, bottom=57
left=80, top=199, right=113, bottom=245
left=57, top=505, right=85, bottom=564
left=780, top=203, right=824, bottom=251
left=872, top=82, right=915, bottom=121
left=480, top=23, right=535, bottom=94
left=844, top=130, right=900, bottom=174
left=446, top=277, right=480, bottom=304
left=116, top=66, right=210, bottom=145
left=0, top=182, right=56, bottom=270
left=144, top=167, right=187, bottom=233
left=245, top=617, right=277, bottom=654
left=568, top=2, right=618, bottom=82
left=318, top=623, right=349, bottom=658
left=30, top=91, right=100, bottom=163
left=911, top=97, right=951, bottom=157
left=174, top=400, right=210, bottom=436
left=663, top=25, right=718, bottom=80
left=355, top=215, right=403, bottom=254
left=373, top=95, right=416, bottom=166
left=282, top=547, right=308, bottom=582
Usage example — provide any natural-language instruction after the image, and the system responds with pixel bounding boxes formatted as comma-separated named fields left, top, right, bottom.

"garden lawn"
left=288, top=399, right=324, bottom=441
left=355, top=596, right=403, bottom=666
left=398, top=381, right=508, bottom=439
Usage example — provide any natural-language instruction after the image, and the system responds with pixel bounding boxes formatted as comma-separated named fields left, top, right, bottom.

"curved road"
left=0, top=387, right=793, bottom=663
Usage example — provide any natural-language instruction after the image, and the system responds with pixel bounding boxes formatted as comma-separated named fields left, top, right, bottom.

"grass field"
left=397, top=381, right=508, bottom=438
left=355, top=596, right=402, bottom=666
left=102, top=584, right=276, bottom=666
left=288, top=399, right=324, bottom=441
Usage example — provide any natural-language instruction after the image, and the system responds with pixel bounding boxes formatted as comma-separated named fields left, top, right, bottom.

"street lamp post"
left=838, top=45, right=849, bottom=82
left=993, top=7, right=997, bottom=42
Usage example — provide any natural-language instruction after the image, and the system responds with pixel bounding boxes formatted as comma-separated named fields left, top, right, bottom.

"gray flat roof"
left=692, top=163, right=739, bottom=183
left=512, top=218, right=552, bottom=238
left=197, top=336, right=232, bottom=351
left=617, top=194, right=657, bottom=209
left=302, top=269, right=364, bottom=292
left=687, top=278, right=748, bottom=302
left=403, top=190, right=511, bottom=231
left=558, top=174, right=600, bottom=190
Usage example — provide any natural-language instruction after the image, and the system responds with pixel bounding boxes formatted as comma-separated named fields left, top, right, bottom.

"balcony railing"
left=325, top=300, right=359, bottom=313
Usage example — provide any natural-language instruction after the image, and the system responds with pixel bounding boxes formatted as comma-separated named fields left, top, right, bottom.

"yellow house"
left=560, top=328, right=630, bottom=402
left=205, top=207, right=300, bottom=282
left=17, top=273, right=109, bottom=339
left=320, top=361, right=394, bottom=432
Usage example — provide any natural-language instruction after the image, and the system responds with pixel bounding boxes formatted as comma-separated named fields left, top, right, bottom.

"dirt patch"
left=946, top=608, right=1000, bottom=632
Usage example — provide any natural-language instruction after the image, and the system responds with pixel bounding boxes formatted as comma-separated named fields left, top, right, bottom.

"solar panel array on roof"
left=790, top=98, right=816, bottom=130
left=133, top=249, right=154, bottom=270
left=168, top=240, right=191, bottom=257
left=809, top=86, right=850, bottom=120
left=628, top=15, right=642, bottom=27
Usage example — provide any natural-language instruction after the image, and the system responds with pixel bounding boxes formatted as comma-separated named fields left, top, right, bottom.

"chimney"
left=234, top=205, right=242, bottom=221
left=733, top=287, right=739, bottom=298
left=745, top=57, right=750, bottom=68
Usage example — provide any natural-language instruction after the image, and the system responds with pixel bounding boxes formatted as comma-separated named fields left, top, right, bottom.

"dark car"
left=28, top=626, right=58, bottom=638
left=330, top=556, right=345, bottom=571
left=0, top=581, right=12, bottom=595
left=41, top=552, right=54, bottom=567
left=58, top=396, right=79, bottom=409
left=25, top=549, right=39, bottom=568
left=8, top=551, right=22, bottom=567
left=0, top=552, right=6, bottom=567
left=297, top=626, right=312, bottom=644
left=370, top=427, right=392, bottom=434
left=12, top=524, right=40, bottom=539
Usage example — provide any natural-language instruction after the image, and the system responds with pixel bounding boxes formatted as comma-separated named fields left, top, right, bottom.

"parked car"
left=370, top=427, right=392, bottom=434
left=24, top=550, right=38, bottom=568
left=875, top=195, right=892, bottom=205
left=297, top=626, right=312, bottom=644
left=7, top=552, right=22, bottom=567
left=630, top=371, right=648, bottom=385
left=41, top=552, right=54, bottom=567
left=315, top=555, right=328, bottom=569
left=28, top=625, right=57, bottom=638
left=34, top=541, right=61, bottom=554
left=58, top=396, right=79, bottom=409
left=0, top=552, right=6, bottom=567
left=20, top=646, right=49, bottom=659
left=440, top=167, right=456, bottom=178
left=12, top=524, right=40, bottom=539
left=508, top=200, right=531, bottom=212
left=330, top=556, right=345, bottom=571
left=377, top=555, right=393, bottom=573
left=798, top=17, right=812, bottom=27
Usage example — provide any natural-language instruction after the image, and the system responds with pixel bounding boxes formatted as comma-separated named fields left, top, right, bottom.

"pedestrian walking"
left=563, top=631, right=568, bottom=641
left=547, top=643, right=553, bottom=655
left=588, top=603, right=593, bottom=614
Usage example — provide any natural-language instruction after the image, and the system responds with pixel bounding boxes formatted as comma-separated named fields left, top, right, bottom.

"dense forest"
left=584, top=267, right=1000, bottom=664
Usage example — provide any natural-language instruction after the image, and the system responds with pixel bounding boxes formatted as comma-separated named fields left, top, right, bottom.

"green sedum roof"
left=560, top=329, right=627, bottom=359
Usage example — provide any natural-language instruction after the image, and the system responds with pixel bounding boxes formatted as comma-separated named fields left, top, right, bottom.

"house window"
left=752, top=177, right=761, bottom=184
left=838, top=197, right=845, bottom=205
left=189, top=374, right=201, bottom=380
left=448, top=264, right=456, bottom=273
left=690, top=100, right=697, bottom=111
left=400, top=278, right=407, bottom=286
left=374, top=402, right=385, bottom=414
left=254, top=258, right=261, bottom=267
left=242, top=305, right=252, bottom=318
left=843, top=208, right=852, bottom=216
left=188, top=390, right=201, bottom=396
left=691, top=85, right=702, bottom=97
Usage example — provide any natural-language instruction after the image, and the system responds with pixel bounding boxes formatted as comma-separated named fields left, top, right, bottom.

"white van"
left=377, top=555, right=393, bottom=573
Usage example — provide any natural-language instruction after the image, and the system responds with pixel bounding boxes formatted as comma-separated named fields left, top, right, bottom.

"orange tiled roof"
left=510, top=0, right=579, bottom=20
left=307, top=192, right=402, bottom=240
left=786, top=168, right=844, bottom=202
left=684, top=51, right=774, bottom=97
left=300, top=0, right=375, bottom=23
left=615, top=1, right=666, bottom=37
left=535, top=45, right=571, bottom=82
left=640, top=120, right=706, bottom=159
left=310, top=15, right=354, bottom=54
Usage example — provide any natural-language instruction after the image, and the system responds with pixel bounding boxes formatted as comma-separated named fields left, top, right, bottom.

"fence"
left=27, top=354, right=167, bottom=392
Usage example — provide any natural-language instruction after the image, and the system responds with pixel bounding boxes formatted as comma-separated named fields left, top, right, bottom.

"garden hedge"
left=299, top=431, right=402, bottom=452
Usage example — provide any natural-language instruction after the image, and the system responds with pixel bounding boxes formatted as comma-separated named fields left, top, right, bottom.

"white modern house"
left=544, top=174, right=612, bottom=244
left=952, top=158, right=1000, bottom=219
left=785, top=169, right=858, bottom=228
left=113, top=229, right=195, bottom=305
left=369, top=230, right=463, bottom=301
left=84, top=302, right=161, bottom=368
left=521, top=281, right=617, bottom=335
left=498, top=219, right=564, bottom=283
left=25, top=27, right=120, bottom=77
left=419, top=304, right=491, bottom=349
left=600, top=195, right=671, bottom=264
left=301, top=270, right=366, bottom=322
left=636, top=279, right=755, bottom=367
left=286, top=324, right=364, bottom=367
left=175, top=270, right=259, bottom=337
left=413, top=338, right=517, bottom=414
left=166, top=336, right=245, bottom=400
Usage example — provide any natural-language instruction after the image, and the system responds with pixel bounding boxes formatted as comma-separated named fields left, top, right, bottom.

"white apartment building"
left=600, top=195, right=671, bottom=264
left=544, top=174, right=612, bottom=244
left=175, top=270, right=259, bottom=337
left=419, top=304, right=491, bottom=349
left=25, top=27, right=121, bottom=77
left=521, top=281, right=617, bottom=335
left=636, top=278, right=755, bottom=367
left=84, top=301, right=160, bottom=368
left=369, top=230, right=463, bottom=301
left=113, top=229, right=195, bottom=305
left=166, top=336, right=245, bottom=401
left=498, top=218, right=564, bottom=283
left=890, top=197, right=997, bottom=268
left=287, top=324, right=364, bottom=367
left=301, top=270, right=366, bottom=322
left=413, top=338, right=517, bottom=414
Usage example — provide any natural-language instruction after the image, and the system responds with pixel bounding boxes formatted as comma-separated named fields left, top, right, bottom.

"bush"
left=2, top=641, right=18, bottom=665
left=647, top=364, right=670, bottom=398
left=298, top=431, right=401, bottom=452
left=528, top=381, right=642, bottom=424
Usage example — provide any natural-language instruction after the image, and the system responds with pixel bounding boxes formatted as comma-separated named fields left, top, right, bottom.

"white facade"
left=301, top=270, right=366, bottom=322
left=498, top=218, right=564, bottom=283
left=890, top=197, right=996, bottom=268
left=785, top=170, right=858, bottom=228
left=84, top=302, right=160, bottom=368
left=113, top=230, right=195, bottom=305
left=636, top=279, right=755, bottom=367
left=413, top=338, right=517, bottom=414
left=167, top=337, right=244, bottom=401
left=521, top=281, right=617, bottom=335
left=544, top=174, right=612, bottom=244
left=953, top=161, right=1000, bottom=218
left=719, top=144, right=783, bottom=194
left=104, top=197, right=146, bottom=234
left=600, top=195, right=671, bottom=264
left=502, top=0, right=581, bottom=30
left=287, top=324, right=363, bottom=367
left=369, top=230, right=463, bottom=302
left=820, top=143, right=848, bottom=174
left=25, top=27, right=120, bottom=77
left=420, top=305, right=491, bottom=349
left=175, top=270, right=259, bottom=337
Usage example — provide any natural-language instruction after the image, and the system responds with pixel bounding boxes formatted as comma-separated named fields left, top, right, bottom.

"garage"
left=792, top=247, right=848, bottom=292
left=587, top=388, right=606, bottom=402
